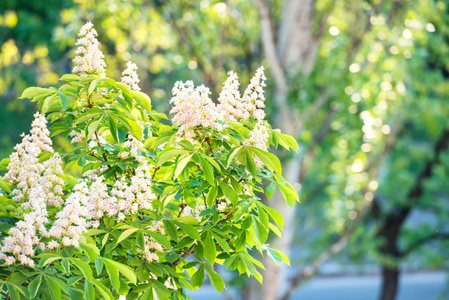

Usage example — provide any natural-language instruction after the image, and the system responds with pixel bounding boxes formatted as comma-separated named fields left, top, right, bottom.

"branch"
left=253, top=0, right=288, bottom=98
left=400, top=232, right=449, bottom=257
left=169, top=244, right=196, bottom=268
left=379, top=128, right=449, bottom=243
left=281, top=123, right=401, bottom=300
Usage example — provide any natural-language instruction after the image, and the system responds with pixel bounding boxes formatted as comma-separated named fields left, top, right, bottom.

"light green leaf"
left=70, top=258, right=94, bottom=282
left=218, top=181, right=239, bottom=205
left=93, top=279, right=114, bottom=300
left=102, top=258, right=137, bottom=284
left=200, top=156, right=215, bottom=185
left=80, top=242, right=100, bottom=261
left=88, top=79, right=100, bottom=95
left=191, top=265, right=205, bottom=290
left=60, top=74, right=82, bottom=82
left=204, top=264, right=225, bottom=293
left=28, top=275, right=42, bottom=299
left=132, top=90, right=152, bottom=112
left=19, top=87, right=54, bottom=99
left=0, top=178, right=11, bottom=194
left=59, top=92, right=71, bottom=110
left=75, top=107, right=104, bottom=125
left=250, top=147, right=282, bottom=174
left=206, top=185, right=218, bottom=208
left=45, top=276, right=62, bottom=300
left=42, top=93, right=57, bottom=114
left=204, top=231, right=216, bottom=265
left=116, top=228, right=139, bottom=244
left=265, top=181, right=276, bottom=199
left=145, top=230, right=171, bottom=249
left=103, top=259, right=120, bottom=292
left=172, top=220, right=201, bottom=240
left=226, top=147, right=242, bottom=167
left=158, top=149, right=189, bottom=166
left=211, top=232, right=230, bottom=253
left=175, top=154, right=193, bottom=179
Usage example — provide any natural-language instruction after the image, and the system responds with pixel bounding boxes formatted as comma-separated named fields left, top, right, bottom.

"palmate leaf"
left=102, top=258, right=137, bottom=285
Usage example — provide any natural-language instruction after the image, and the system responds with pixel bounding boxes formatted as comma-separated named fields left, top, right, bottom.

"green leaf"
left=265, top=247, right=290, bottom=266
left=39, top=254, right=63, bottom=267
left=80, top=242, right=100, bottom=262
left=204, top=231, right=216, bottom=264
left=279, top=132, right=299, bottom=151
left=200, top=156, right=215, bottom=185
left=87, top=120, right=100, bottom=140
left=88, top=79, right=100, bottom=95
left=45, top=276, right=62, bottom=300
left=145, top=230, right=171, bottom=249
left=204, top=264, right=225, bottom=293
left=59, top=92, right=71, bottom=110
left=70, top=258, right=94, bottom=282
left=250, top=147, right=282, bottom=174
left=253, top=218, right=268, bottom=243
left=175, top=216, right=199, bottom=225
left=265, top=181, right=276, bottom=199
left=102, top=258, right=137, bottom=285
left=245, top=147, right=257, bottom=177
left=95, top=257, right=103, bottom=276
left=226, top=147, right=242, bottom=167
left=174, top=154, right=193, bottom=179
left=262, top=204, right=284, bottom=229
left=75, top=107, right=104, bottom=124
left=275, top=177, right=299, bottom=207
left=172, top=221, right=201, bottom=240
left=28, top=275, right=42, bottom=299
left=0, top=178, right=11, bottom=194
left=108, top=115, right=118, bottom=142
left=211, top=232, right=230, bottom=253
left=158, top=149, right=189, bottom=166
left=60, top=74, right=82, bottom=82
left=218, top=181, right=239, bottom=205
left=84, top=281, right=95, bottom=300
left=93, top=279, right=114, bottom=300
left=6, top=283, right=21, bottom=300
left=164, top=220, right=178, bottom=241
left=114, top=114, right=143, bottom=141
left=136, top=230, right=145, bottom=250
left=42, top=93, right=57, bottom=114
left=116, top=228, right=139, bottom=245
left=206, top=185, right=218, bottom=208
left=132, top=90, right=152, bottom=112
left=191, top=265, right=205, bottom=290
left=103, top=259, right=120, bottom=292
left=19, top=87, right=54, bottom=99
left=85, top=229, right=108, bottom=236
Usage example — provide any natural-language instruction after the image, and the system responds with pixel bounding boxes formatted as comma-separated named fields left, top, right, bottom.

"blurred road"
left=187, top=271, right=448, bottom=300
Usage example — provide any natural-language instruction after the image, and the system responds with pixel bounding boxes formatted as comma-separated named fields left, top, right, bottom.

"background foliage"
left=1, top=0, right=449, bottom=300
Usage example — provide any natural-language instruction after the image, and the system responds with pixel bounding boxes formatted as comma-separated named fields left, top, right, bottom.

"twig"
left=169, top=244, right=196, bottom=268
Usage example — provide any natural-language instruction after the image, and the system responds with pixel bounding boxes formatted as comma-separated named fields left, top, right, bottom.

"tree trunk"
left=379, top=266, right=399, bottom=300
left=248, top=1, right=318, bottom=299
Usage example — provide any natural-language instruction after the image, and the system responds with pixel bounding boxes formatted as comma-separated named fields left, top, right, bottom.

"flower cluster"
left=244, top=121, right=269, bottom=167
left=72, top=22, right=106, bottom=77
left=217, top=71, right=241, bottom=121
left=121, top=61, right=141, bottom=91
left=111, top=164, right=157, bottom=221
left=170, top=67, right=267, bottom=135
left=241, top=66, right=267, bottom=120
left=170, top=81, right=221, bottom=133
left=0, top=113, right=65, bottom=266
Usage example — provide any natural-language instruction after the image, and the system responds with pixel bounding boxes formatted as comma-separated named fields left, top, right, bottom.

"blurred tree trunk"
left=248, top=1, right=319, bottom=299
